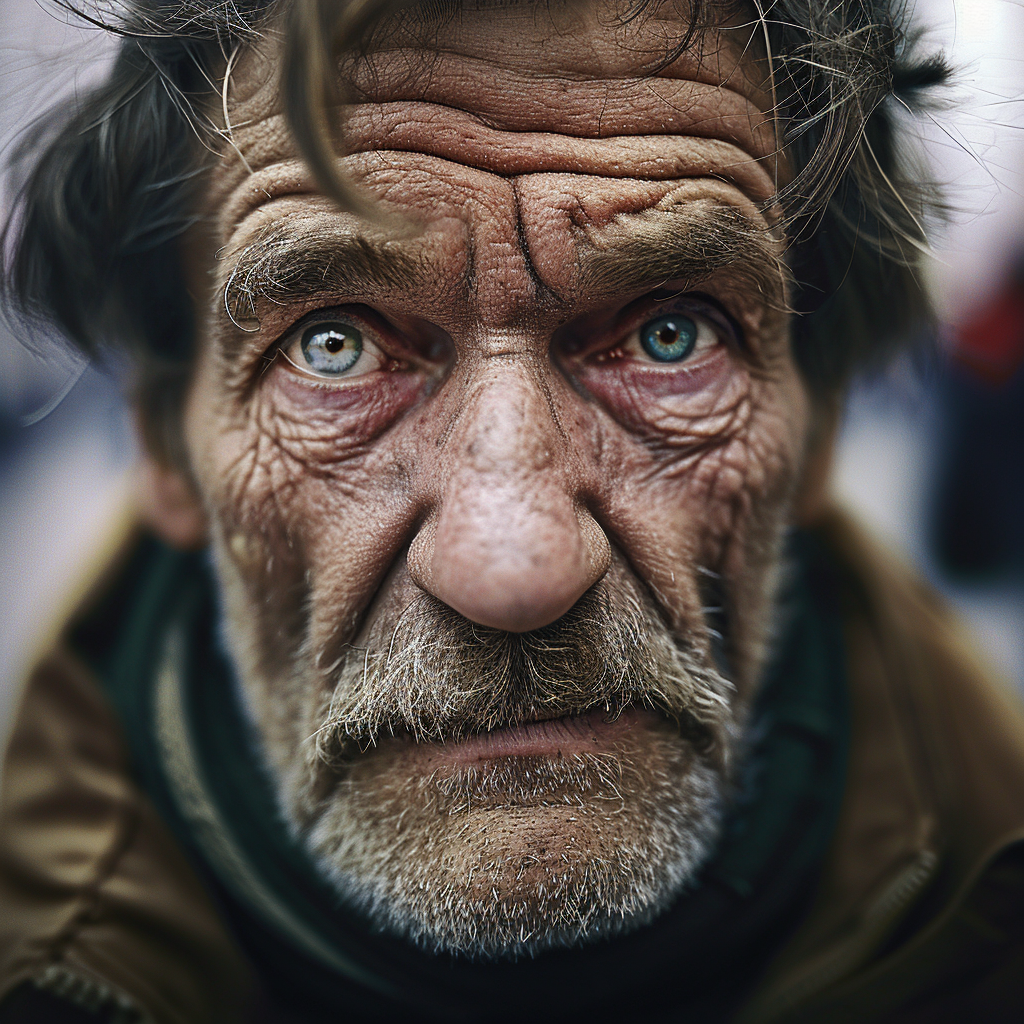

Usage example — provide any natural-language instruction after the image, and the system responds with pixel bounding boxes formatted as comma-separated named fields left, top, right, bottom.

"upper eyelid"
left=628, top=292, right=740, bottom=334
left=273, top=305, right=386, bottom=353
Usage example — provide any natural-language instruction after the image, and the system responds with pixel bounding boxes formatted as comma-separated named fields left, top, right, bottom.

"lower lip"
left=410, top=708, right=661, bottom=766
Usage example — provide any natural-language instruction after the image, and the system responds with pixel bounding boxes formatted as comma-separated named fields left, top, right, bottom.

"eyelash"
left=650, top=292, right=743, bottom=343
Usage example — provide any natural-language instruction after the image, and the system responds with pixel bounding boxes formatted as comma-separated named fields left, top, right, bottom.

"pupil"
left=657, top=326, right=678, bottom=345
left=324, top=335, right=344, bottom=353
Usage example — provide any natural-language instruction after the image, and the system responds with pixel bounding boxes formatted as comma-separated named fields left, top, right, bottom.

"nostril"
left=406, top=516, right=438, bottom=596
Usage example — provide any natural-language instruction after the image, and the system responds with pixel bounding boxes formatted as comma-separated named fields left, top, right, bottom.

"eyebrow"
left=222, top=227, right=422, bottom=332
left=576, top=201, right=790, bottom=309
left=221, top=199, right=789, bottom=341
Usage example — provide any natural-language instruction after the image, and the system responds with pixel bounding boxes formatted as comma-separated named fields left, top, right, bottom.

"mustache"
left=312, top=578, right=735, bottom=766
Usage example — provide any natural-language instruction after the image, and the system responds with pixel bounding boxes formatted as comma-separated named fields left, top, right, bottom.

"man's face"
left=182, top=1, right=809, bottom=957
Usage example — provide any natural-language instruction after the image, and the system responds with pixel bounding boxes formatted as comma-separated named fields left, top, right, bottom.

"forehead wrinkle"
left=511, top=179, right=553, bottom=304
left=345, top=6, right=760, bottom=102
left=217, top=46, right=779, bottom=228
left=577, top=200, right=789, bottom=308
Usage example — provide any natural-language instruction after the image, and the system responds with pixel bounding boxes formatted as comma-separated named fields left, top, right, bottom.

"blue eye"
left=300, top=322, right=363, bottom=375
left=640, top=315, right=697, bottom=362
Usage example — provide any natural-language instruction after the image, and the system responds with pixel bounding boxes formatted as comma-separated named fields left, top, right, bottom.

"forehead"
left=208, top=1, right=779, bottom=322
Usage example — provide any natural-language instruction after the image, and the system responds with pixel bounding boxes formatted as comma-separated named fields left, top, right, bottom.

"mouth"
left=356, top=706, right=709, bottom=775
left=396, top=707, right=665, bottom=764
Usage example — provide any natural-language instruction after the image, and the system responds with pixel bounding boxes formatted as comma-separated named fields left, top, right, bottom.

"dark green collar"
left=73, top=531, right=849, bottom=1024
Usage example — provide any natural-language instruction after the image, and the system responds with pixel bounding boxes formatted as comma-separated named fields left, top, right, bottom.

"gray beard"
left=306, top=739, right=724, bottom=958
left=266, top=575, right=739, bottom=960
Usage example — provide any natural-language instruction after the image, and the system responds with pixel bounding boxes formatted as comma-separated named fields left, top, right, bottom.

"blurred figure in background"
left=931, top=257, right=1024, bottom=582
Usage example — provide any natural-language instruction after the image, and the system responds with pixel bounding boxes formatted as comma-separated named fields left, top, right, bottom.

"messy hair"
left=2, top=0, right=947, bottom=463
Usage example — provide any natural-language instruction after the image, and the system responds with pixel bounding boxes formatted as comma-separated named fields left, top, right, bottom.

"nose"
left=408, top=368, right=610, bottom=632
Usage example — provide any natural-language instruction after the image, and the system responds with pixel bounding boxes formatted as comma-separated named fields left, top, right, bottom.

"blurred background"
left=1, top=0, right=1023, bottom=748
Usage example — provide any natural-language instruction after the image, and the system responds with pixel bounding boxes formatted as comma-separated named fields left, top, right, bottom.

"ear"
left=135, top=453, right=208, bottom=549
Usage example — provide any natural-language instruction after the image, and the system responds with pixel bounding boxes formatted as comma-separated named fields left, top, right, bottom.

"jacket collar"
left=739, top=507, right=1024, bottom=1021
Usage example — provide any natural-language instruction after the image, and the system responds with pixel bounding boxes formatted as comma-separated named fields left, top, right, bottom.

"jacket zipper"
left=740, top=847, right=939, bottom=1023
left=31, top=962, right=147, bottom=1024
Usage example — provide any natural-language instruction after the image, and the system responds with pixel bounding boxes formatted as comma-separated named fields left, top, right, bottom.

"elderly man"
left=2, top=1, right=1024, bottom=1021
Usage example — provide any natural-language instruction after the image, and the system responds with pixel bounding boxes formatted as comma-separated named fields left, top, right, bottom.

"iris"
left=640, top=315, right=697, bottom=363
left=301, top=322, right=363, bottom=375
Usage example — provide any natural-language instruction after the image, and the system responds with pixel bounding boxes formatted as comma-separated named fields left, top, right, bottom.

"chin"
left=303, top=721, right=726, bottom=959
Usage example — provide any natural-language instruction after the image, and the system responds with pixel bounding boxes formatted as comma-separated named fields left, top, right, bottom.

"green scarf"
left=71, top=530, right=848, bottom=1023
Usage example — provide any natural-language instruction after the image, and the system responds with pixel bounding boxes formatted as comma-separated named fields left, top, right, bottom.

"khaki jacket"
left=2, top=507, right=1024, bottom=1023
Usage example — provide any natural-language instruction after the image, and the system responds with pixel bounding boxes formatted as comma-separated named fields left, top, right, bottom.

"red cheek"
left=574, top=347, right=740, bottom=435
left=266, top=366, right=428, bottom=446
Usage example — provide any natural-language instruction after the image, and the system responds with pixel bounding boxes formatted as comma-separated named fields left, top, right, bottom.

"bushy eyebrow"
left=220, top=199, right=789, bottom=343
left=222, top=227, right=422, bottom=331
left=577, top=202, right=790, bottom=308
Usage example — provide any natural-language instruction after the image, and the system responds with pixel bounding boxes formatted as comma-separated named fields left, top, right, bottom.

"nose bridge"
left=410, top=358, right=610, bottom=632
left=458, top=359, right=560, bottom=485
